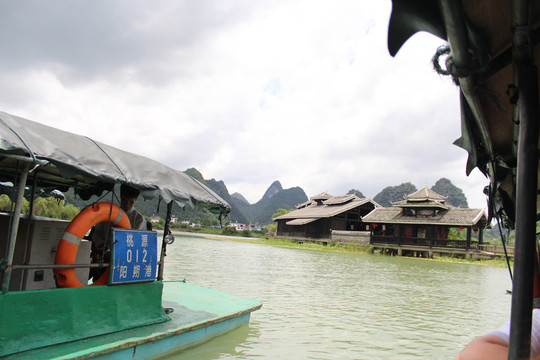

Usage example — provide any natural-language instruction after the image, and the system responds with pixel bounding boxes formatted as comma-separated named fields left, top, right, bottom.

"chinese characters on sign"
left=111, top=229, right=158, bottom=284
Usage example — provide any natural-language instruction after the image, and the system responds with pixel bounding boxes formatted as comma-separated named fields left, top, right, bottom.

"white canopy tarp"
left=0, top=111, right=229, bottom=213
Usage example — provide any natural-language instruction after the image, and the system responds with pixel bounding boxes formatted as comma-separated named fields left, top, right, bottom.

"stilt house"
left=273, top=193, right=379, bottom=239
left=362, top=186, right=487, bottom=250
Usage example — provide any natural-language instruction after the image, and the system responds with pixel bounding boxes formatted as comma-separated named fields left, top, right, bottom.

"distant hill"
left=184, top=167, right=206, bottom=183
left=228, top=181, right=308, bottom=225
left=431, top=178, right=469, bottom=208
left=231, top=192, right=250, bottom=207
left=205, top=178, right=249, bottom=224
left=261, top=181, right=283, bottom=200
left=60, top=169, right=471, bottom=229
left=347, top=189, right=365, bottom=198
left=62, top=180, right=221, bottom=226
left=373, top=182, right=418, bottom=207
left=247, top=183, right=308, bottom=225
left=372, top=178, right=471, bottom=208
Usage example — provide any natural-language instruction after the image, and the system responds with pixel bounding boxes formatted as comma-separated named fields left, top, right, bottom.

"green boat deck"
left=2, top=281, right=262, bottom=359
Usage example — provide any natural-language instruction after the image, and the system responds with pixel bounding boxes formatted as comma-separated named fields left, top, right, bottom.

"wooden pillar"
left=479, top=227, right=484, bottom=245
left=466, top=226, right=471, bottom=249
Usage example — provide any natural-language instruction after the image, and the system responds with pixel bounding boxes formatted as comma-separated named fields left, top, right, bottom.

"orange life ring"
left=54, top=202, right=131, bottom=287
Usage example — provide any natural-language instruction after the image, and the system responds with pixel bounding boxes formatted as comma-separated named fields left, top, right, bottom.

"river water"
left=162, top=234, right=512, bottom=359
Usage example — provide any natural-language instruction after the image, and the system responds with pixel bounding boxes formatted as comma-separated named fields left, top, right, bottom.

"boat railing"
left=10, top=263, right=110, bottom=270
left=477, top=244, right=515, bottom=255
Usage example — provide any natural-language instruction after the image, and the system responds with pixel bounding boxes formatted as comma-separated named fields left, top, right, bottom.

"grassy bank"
left=189, top=232, right=513, bottom=268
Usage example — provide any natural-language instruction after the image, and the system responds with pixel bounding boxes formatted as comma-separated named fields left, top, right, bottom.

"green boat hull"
left=0, top=281, right=261, bottom=359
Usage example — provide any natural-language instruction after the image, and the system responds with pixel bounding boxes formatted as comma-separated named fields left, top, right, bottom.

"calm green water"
left=162, top=234, right=512, bottom=359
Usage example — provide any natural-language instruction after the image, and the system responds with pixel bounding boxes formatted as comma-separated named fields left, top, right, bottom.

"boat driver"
left=89, top=184, right=147, bottom=282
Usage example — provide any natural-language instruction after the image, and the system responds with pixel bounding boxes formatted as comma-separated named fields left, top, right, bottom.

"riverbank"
left=172, top=230, right=513, bottom=268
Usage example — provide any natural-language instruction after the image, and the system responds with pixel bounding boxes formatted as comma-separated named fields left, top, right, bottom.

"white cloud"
left=0, top=0, right=489, bottom=209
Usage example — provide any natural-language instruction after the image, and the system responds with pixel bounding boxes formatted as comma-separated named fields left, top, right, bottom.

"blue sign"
left=111, top=229, right=158, bottom=284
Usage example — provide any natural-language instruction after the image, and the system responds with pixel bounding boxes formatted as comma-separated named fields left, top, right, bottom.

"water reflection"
left=163, top=234, right=512, bottom=359
left=161, top=324, right=259, bottom=360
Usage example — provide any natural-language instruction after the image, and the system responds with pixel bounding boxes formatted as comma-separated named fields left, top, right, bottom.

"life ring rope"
left=54, top=202, right=131, bottom=288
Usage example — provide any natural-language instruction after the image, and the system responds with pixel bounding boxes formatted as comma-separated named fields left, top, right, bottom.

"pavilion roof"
left=393, top=186, right=447, bottom=204
left=310, top=192, right=334, bottom=201
left=362, top=207, right=486, bottom=227
left=274, top=196, right=378, bottom=221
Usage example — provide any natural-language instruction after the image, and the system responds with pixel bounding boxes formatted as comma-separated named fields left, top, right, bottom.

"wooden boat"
left=387, top=1, right=539, bottom=358
left=0, top=111, right=261, bottom=359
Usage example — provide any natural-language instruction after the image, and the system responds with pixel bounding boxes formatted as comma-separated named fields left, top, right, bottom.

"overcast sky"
left=0, top=0, right=489, bottom=208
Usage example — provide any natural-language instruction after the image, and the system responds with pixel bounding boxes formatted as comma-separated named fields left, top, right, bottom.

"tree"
left=32, top=198, right=80, bottom=220
left=431, top=178, right=469, bottom=208
left=0, top=195, right=79, bottom=220
left=272, top=208, right=293, bottom=218
left=448, top=227, right=466, bottom=240
left=0, top=194, right=13, bottom=211
left=373, top=182, right=417, bottom=207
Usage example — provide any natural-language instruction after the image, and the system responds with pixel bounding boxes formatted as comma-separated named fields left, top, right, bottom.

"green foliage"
left=373, top=182, right=418, bottom=207
left=272, top=208, right=293, bottom=218
left=0, top=194, right=80, bottom=220
left=481, top=224, right=515, bottom=246
left=150, top=218, right=165, bottom=230
left=431, top=178, right=469, bottom=208
left=222, top=226, right=239, bottom=236
left=32, top=198, right=80, bottom=220
left=0, top=194, right=16, bottom=211
left=448, top=227, right=466, bottom=240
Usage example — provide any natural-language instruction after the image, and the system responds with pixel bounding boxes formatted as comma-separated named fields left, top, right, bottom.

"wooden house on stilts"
left=362, top=186, right=488, bottom=258
left=273, top=193, right=378, bottom=241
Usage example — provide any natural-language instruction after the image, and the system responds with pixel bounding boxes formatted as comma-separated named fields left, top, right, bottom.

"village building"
left=150, top=215, right=177, bottom=223
left=362, top=186, right=488, bottom=257
left=273, top=193, right=379, bottom=240
left=229, top=222, right=246, bottom=231
left=247, top=223, right=261, bottom=231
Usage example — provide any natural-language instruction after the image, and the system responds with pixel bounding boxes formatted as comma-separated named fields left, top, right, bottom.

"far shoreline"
left=168, top=230, right=512, bottom=268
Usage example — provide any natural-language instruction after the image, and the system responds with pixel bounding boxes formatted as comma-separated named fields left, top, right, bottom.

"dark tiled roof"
left=362, top=207, right=486, bottom=226
left=323, top=194, right=359, bottom=205
left=296, top=200, right=313, bottom=209
left=392, top=199, right=449, bottom=210
left=401, top=186, right=447, bottom=202
left=310, top=192, right=333, bottom=201
left=274, top=197, right=377, bottom=221
left=286, top=218, right=318, bottom=225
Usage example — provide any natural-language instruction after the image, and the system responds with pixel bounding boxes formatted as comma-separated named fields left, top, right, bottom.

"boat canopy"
left=386, top=1, right=539, bottom=358
left=388, top=0, right=540, bottom=227
left=0, top=111, right=230, bottom=214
